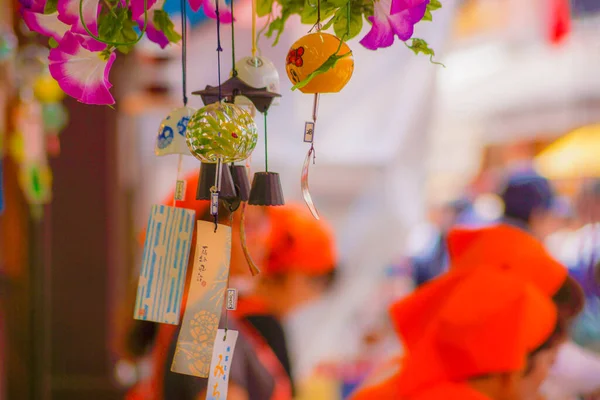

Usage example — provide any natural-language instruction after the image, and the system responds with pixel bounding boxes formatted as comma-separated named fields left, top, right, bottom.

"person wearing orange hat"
left=350, top=223, right=584, bottom=400
left=122, top=170, right=294, bottom=400
left=250, top=203, right=339, bottom=386
left=396, top=268, right=559, bottom=400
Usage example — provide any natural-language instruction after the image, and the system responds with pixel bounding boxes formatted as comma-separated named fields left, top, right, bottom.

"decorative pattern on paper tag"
left=205, top=329, right=239, bottom=400
left=171, top=221, right=232, bottom=378
left=304, top=121, right=315, bottom=143
left=155, top=106, right=195, bottom=157
left=134, top=205, right=195, bottom=325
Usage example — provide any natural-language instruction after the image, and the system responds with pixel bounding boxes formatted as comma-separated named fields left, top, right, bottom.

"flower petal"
left=131, top=0, right=159, bottom=20
left=57, top=0, right=100, bottom=35
left=201, top=0, right=233, bottom=22
left=359, top=15, right=394, bottom=50
left=48, top=32, right=115, bottom=105
left=19, top=0, right=46, bottom=13
left=389, top=3, right=427, bottom=41
left=390, top=0, right=428, bottom=15
left=141, top=18, right=170, bottom=48
left=22, top=10, right=70, bottom=41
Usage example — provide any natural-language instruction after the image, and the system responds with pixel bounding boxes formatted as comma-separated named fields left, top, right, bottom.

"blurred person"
left=123, top=171, right=293, bottom=400
left=396, top=269, right=559, bottom=400
left=350, top=224, right=584, bottom=400
left=408, top=198, right=473, bottom=287
left=498, top=168, right=565, bottom=241
left=250, top=203, right=339, bottom=389
left=541, top=180, right=600, bottom=400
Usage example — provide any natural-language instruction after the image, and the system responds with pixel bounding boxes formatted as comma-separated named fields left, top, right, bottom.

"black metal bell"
left=196, top=162, right=237, bottom=200
left=230, top=165, right=250, bottom=202
left=248, top=172, right=285, bottom=206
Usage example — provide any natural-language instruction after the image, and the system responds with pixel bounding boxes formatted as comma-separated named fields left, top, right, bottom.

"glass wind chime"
left=284, top=0, right=354, bottom=219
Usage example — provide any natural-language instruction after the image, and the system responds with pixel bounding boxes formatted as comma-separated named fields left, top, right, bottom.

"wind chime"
left=285, top=0, right=354, bottom=219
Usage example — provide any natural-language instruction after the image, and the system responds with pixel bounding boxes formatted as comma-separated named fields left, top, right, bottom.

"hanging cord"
left=263, top=111, right=269, bottom=172
left=215, top=0, right=224, bottom=101
left=311, top=93, right=319, bottom=163
left=251, top=0, right=257, bottom=57
left=230, top=0, right=238, bottom=77
left=310, top=0, right=322, bottom=32
left=180, top=0, right=188, bottom=106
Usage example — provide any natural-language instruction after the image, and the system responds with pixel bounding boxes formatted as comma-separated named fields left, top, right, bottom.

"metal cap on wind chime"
left=229, top=164, right=250, bottom=201
left=196, top=162, right=237, bottom=200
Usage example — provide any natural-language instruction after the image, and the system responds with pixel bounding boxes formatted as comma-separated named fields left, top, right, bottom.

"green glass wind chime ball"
left=186, top=102, right=258, bottom=163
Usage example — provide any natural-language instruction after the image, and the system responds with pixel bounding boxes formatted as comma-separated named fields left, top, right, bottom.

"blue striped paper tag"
left=134, top=205, right=195, bottom=325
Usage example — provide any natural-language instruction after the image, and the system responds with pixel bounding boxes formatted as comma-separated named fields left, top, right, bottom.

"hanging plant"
left=18, top=0, right=233, bottom=105
left=258, top=0, right=442, bottom=60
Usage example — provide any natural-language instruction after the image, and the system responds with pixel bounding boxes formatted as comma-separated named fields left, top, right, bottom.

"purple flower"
left=57, top=0, right=101, bottom=36
left=359, top=0, right=428, bottom=50
left=49, top=32, right=116, bottom=105
left=390, top=0, right=429, bottom=15
left=22, top=9, right=70, bottom=41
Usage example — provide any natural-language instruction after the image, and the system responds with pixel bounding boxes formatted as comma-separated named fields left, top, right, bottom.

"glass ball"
left=34, top=74, right=65, bottom=103
left=285, top=32, right=354, bottom=94
left=186, top=102, right=258, bottom=163
left=234, top=56, right=281, bottom=106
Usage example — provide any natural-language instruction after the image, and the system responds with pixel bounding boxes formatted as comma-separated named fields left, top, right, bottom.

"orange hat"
left=446, top=224, right=567, bottom=296
left=395, top=269, right=557, bottom=396
left=409, top=381, right=494, bottom=400
left=264, top=203, right=336, bottom=276
left=390, top=224, right=569, bottom=352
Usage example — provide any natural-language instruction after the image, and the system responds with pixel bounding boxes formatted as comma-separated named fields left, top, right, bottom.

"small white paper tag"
left=175, top=180, right=186, bottom=201
left=205, top=329, right=239, bottom=400
left=211, top=192, right=219, bottom=216
left=304, top=121, right=315, bottom=143
left=226, top=288, right=238, bottom=311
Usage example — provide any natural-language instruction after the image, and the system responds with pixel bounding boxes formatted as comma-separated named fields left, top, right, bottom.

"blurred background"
left=1, top=0, right=600, bottom=398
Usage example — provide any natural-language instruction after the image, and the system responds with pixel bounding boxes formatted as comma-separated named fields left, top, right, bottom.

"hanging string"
left=230, top=0, right=238, bottom=77
left=264, top=111, right=269, bottom=172
left=215, top=0, right=223, bottom=101
left=180, top=0, right=188, bottom=105
left=251, top=0, right=257, bottom=57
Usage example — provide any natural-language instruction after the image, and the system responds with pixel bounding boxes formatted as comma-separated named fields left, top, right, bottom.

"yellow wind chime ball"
left=285, top=32, right=354, bottom=94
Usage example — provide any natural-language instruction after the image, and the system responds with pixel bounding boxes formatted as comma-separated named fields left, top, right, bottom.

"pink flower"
left=390, top=0, right=428, bottom=15
left=360, top=0, right=428, bottom=50
left=187, top=0, right=233, bottom=22
left=18, top=0, right=46, bottom=13
left=56, top=0, right=101, bottom=36
left=21, top=10, right=70, bottom=41
left=48, top=32, right=116, bottom=105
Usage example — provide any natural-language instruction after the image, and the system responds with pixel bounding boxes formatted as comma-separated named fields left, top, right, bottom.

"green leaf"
left=256, top=0, right=274, bottom=17
left=406, top=38, right=445, bottom=66
left=300, top=0, right=336, bottom=25
left=97, top=7, right=140, bottom=53
left=421, top=9, right=432, bottom=21
left=153, top=9, right=182, bottom=43
left=44, top=0, right=58, bottom=14
left=333, top=2, right=363, bottom=40
left=48, top=37, right=59, bottom=48
left=421, top=0, right=441, bottom=21
left=322, top=15, right=335, bottom=30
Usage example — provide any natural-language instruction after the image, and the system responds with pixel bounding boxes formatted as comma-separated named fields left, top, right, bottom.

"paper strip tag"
left=304, top=121, right=315, bottom=143
left=134, top=205, right=195, bottom=324
left=171, top=221, right=232, bottom=378
left=205, top=329, right=239, bottom=400
left=174, top=180, right=186, bottom=201
left=211, top=192, right=219, bottom=216
left=226, top=288, right=238, bottom=311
